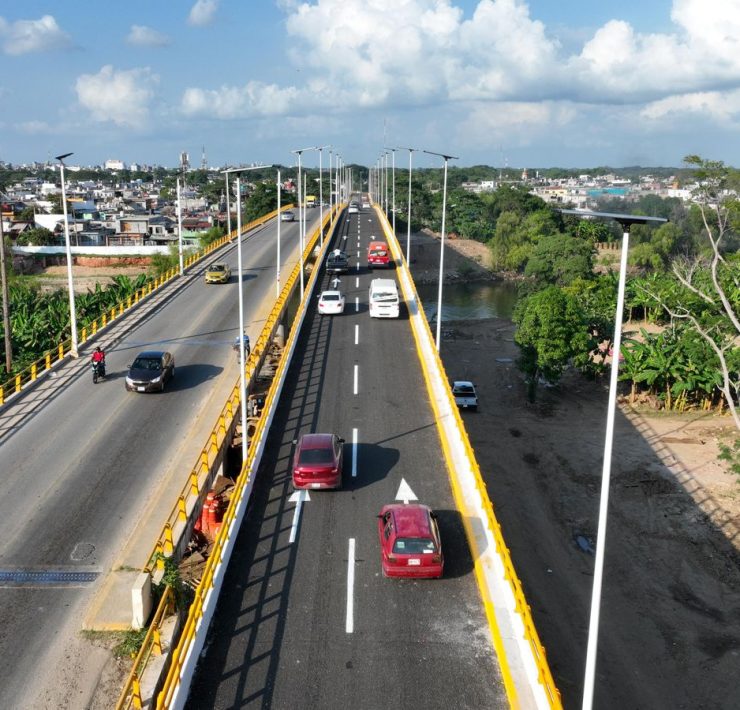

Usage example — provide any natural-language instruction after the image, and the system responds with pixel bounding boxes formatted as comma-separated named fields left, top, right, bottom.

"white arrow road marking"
left=331, top=276, right=341, bottom=288
left=288, top=489, right=311, bottom=543
left=352, top=428, right=358, bottom=477
left=395, top=478, right=418, bottom=505
left=346, top=538, right=356, bottom=633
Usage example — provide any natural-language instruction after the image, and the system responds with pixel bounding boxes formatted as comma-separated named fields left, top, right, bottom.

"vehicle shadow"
left=434, top=509, right=475, bottom=579
left=166, top=363, right=223, bottom=391
left=344, top=442, right=400, bottom=490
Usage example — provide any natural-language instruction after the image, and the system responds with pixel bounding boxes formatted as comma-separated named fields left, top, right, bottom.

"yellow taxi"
left=205, top=262, right=231, bottom=284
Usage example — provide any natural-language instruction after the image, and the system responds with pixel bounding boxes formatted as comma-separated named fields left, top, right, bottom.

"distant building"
left=105, top=159, right=125, bottom=171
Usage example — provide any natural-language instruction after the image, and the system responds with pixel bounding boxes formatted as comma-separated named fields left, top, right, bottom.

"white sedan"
left=318, top=290, right=345, bottom=315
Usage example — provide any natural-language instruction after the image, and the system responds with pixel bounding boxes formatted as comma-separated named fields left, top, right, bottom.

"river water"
left=415, top=280, right=519, bottom=322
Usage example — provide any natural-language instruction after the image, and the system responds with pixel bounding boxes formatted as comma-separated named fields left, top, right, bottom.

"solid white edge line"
left=354, top=323, right=359, bottom=345
left=352, top=427, right=358, bottom=477
left=353, top=364, right=358, bottom=395
left=346, top=538, right=355, bottom=633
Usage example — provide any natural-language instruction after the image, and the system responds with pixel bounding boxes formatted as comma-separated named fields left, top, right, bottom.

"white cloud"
left=182, top=82, right=302, bottom=118
left=126, top=25, right=170, bottom=47
left=188, top=0, right=219, bottom=27
left=179, top=0, right=740, bottom=143
left=75, top=65, right=158, bottom=129
left=641, top=90, right=740, bottom=125
left=0, top=14, right=71, bottom=55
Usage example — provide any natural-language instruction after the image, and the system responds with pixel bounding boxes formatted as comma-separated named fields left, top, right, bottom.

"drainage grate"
left=0, top=569, right=99, bottom=587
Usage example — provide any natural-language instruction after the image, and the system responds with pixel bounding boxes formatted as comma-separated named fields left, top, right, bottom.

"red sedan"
left=291, top=433, right=344, bottom=489
left=377, top=504, right=444, bottom=578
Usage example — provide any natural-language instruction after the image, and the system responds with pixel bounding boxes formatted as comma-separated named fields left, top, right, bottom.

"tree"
left=524, top=233, right=595, bottom=285
left=513, top=286, right=594, bottom=400
left=643, top=155, right=740, bottom=429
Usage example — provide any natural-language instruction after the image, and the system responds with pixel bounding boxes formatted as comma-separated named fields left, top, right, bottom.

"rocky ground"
left=412, top=230, right=740, bottom=709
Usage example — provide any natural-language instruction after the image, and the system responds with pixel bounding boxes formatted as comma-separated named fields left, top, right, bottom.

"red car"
left=377, top=504, right=444, bottom=578
left=291, top=433, right=344, bottom=489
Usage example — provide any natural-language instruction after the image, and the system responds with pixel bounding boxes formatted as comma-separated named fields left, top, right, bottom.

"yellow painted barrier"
left=115, top=585, right=176, bottom=710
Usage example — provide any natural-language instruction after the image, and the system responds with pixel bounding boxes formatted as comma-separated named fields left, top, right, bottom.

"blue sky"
left=1, top=0, right=738, bottom=169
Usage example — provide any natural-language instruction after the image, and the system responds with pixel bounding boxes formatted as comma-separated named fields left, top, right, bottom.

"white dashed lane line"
left=353, top=364, right=358, bottom=395
left=346, top=538, right=356, bottom=634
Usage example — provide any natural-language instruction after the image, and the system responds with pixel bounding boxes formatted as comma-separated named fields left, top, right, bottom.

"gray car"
left=125, top=350, right=175, bottom=393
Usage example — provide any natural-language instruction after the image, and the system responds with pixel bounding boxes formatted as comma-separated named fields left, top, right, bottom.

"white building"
left=105, top=159, right=125, bottom=171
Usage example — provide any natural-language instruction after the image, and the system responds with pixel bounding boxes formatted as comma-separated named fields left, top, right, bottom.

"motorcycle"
left=92, top=359, right=106, bottom=384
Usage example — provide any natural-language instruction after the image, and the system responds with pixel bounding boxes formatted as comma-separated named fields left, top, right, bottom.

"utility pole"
left=0, top=201, right=11, bottom=374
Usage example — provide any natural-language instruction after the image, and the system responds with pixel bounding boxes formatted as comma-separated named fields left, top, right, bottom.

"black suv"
left=326, top=250, right=349, bottom=274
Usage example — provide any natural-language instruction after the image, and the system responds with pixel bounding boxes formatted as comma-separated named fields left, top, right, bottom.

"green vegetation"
left=0, top=273, right=152, bottom=377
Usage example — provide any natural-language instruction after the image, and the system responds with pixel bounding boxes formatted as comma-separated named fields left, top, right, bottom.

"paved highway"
left=0, top=213, right=320, bottom=709
left=186, top=204, right=508, bottom=708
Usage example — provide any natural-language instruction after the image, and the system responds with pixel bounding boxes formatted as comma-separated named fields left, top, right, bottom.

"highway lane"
left=187, top=203, right=508, bottom=709
left=0, top=212, right=320, bottom=709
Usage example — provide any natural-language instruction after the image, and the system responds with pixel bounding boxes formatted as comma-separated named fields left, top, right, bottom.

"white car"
left=348, top=203, right=359, bottom=214
left=452, top=381, right=478, bottom=410
left=318, top=290, right=345, bottom=315
left=280, top=210, right=295, bottom=222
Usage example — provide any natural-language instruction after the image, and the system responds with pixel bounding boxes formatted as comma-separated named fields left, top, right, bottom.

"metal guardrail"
left=0, top=206, right=292, bottom=406
left=116, top=204, right=341, bottom=709
left=116, top=585, right=177, bottom=710
left=377, top=207, right=562, bottom=707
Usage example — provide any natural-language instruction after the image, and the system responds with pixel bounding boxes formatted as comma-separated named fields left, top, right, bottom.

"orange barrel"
left=202, top=491, right=216, bottom=536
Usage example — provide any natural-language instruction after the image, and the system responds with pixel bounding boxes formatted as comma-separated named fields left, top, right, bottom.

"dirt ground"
left=36, top=264, right=150, bottom=293
left=413, top=231, right=740, bottom=708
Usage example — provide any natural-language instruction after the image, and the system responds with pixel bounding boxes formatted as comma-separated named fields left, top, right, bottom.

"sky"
left=1, top=0, right=739, bottom=170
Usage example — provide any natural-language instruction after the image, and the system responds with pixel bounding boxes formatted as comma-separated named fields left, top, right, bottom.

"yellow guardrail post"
left=15, top=374, right=21, bottom=393
left=31, top=363, right=37, bottom=381
left=0, top=386, right=4, bottom=405
left=58, top=344, right=64, bottom=361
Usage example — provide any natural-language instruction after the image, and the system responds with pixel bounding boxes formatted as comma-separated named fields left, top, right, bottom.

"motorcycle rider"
left=91, top=346, right=106, bottom=378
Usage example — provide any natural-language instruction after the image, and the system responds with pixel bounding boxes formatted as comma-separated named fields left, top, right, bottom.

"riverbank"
left=435, top=312, right=740, bottom=707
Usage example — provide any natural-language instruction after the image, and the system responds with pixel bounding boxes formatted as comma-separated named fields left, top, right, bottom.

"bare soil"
left=414, top=231, right=740, bottom=709
left=35, top=264, right=150, bottom=293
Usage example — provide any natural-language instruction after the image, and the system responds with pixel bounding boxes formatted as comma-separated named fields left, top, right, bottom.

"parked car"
left=326, top=249, right=349, bottom=274
left=452, top=380, right=478, bottom=410
left=318, top=290, right=345, bottom=315
left=292, top=433, right=344, bottom=489
left=204, top=262, right=231, bottom=284
left=125, top=351, right=175, bottom=393
left=281, top=210, right=295, bottom=222
left=377, top=504, right=444, bottom=578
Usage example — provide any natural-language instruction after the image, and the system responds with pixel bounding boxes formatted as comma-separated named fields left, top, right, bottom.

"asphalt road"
left=186, top=203, right=508, bottom=709
left=0, top=213, right=318, bottom=709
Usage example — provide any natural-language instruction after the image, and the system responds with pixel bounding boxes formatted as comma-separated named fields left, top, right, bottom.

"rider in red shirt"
left=91, top=346, right=106, bottom=377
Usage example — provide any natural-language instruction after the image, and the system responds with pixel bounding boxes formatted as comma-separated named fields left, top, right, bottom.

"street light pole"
left=402, top=148, right=416, bottom=265
left=176, top=177, right=184, bottom=276
left=55, top=152, right=79, bottom=357
left=559, top=210, right=667, bottom=710
left=291, top=147, right=315, bottom=298
left=276, top=169, right=281, bottom=298
left=424, top=150, right=458, bottom=352
left=0, top=202, right=11, bottom=373
left=224, top=171, right=232, bottom=239
left=317, top=145, right=330, bottom=247
left=222, top=164, right=272, bottom=464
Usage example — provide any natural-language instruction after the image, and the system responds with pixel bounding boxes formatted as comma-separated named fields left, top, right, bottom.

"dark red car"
left=291, top=433, right=344, bottom=489
left=377, top=504, right=444, bottom=578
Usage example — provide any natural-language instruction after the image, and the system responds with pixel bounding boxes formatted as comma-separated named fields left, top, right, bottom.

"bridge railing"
left=0, top=206, right=293, bottom=407
left=115, top=204, right=342, bottom=710
left=377, top=206, right=562, bottom=709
